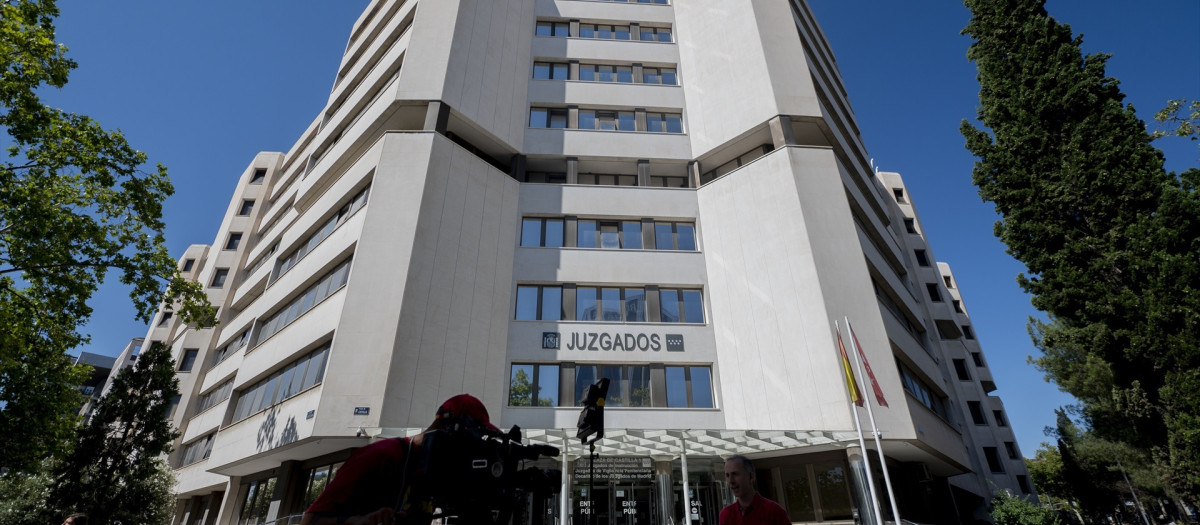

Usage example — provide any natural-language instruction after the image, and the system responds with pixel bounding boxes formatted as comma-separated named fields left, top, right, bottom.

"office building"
left=146, top=1, right=1034, bottom=523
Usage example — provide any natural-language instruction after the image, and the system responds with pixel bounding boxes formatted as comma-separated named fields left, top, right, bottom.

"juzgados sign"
left=543, top=331, right=684, bottom=352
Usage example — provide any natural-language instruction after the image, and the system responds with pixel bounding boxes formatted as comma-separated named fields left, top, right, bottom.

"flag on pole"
left=835, top=325, right=863, bottom=407
left=848, top=321, right=889, bottom=408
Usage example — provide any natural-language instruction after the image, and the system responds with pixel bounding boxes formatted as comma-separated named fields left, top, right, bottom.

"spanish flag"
left=836, top=325, right=863, bottom=407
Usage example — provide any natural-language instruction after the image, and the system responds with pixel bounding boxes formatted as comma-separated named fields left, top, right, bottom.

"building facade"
left=146, top=1, right=1034, bottom=523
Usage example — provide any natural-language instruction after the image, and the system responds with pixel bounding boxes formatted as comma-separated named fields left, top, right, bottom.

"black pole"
left=589, top=441, right=596, bottom=525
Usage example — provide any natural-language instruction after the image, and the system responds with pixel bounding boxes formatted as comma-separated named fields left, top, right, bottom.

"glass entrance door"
left=613, top=484, right=655, bottom=525
left=673, top=484, right=721, bottom=525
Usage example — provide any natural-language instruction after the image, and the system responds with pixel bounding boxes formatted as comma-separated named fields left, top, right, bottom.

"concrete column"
left=266, top=460, right=302, bottom=522
left=650, top=363, right=666, bottom=407
left=568, top=106, right=579, bottom=129
left=632, top=63, right=644, bottom=84
left=680, top=437, right=693, bottom=525
left=687, top=161, right=701, bottom=189
left=570, top=20, right=580, bottom=37
left=768, top=115, right=796, bottom=148
left=637, top=159, right=651, bottom=187
left=646, top=286, right=661, bottom=322
left=635, top=109, right=647, bottom=132
left=630, top=23, right=641, bottom=41
left=569, top=60, right=580, bottom=81
left=509, top=154, right=527, bottom=181
left=214, top=477, right=242, bottom=525
left=641, top=218, right=655, bottom=249
left=423, top=100, right=450, bottom=134
left=566, top=157, right=579, bottom=185
left=565, top=216, right=578, bottom=247
left=563, top=284, right=577, bottom=321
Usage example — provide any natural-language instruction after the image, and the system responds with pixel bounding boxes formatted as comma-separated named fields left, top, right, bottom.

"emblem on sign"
left=665, top=334, right=685, bottom=351
left=542, top=332, right=560, bottom=349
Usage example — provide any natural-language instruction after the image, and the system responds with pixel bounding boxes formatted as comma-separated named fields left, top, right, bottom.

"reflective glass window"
left=617, top=66, right=633, bottom=83
left=601, top=288, right=621, bottom=321
left=618, top=112, right=636, bottom=131
left=553, top=63, right=569, bottom=79
left=578, top=220, right=598, bottom=248
left=579, top=24, right=595, bottom=38
left=665, top=114, right=683, bottom=133
left=621, top=221, right=642, bottom=249
left=549, top=109, right=568, bottom=129
left=579, top=110, right=596, bottom=130
left=536, top=22, right=553, bottom=36
left=541, top=286, right=564, bottom=321
left=579, top=66, right=596, bottom=82
left=615, top=26, right=630, bottom=40
left=660, top=289, right=680, bottom=322
left=577, top=287, right=598, bottom=321
left=676, top=223, right=696, bottom=250
left=533, top=62, right=551, bottom=79
left=624, top=288, right=646, bottom=322
left=682, top=290, right=704, bottom=323
left=661, top=69, right=678, bottom=85
left=515, top=286, right=539, bottom=320
left=521, top=219, right=542, bottom=247
left=597, top=65, right=614, bottom=82
left=529, top=108, right=548, bottom=128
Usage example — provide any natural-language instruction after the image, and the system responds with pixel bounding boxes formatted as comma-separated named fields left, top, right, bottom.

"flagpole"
left=837, top=321, right=883, bottom=525
left=847, top=317, right=901, bottom=525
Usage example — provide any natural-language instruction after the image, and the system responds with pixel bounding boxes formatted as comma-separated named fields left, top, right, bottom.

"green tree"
left=990, top=489, right=1062, bottom=525
left=0, top=0, right=215, bottom=473
left=44, top=342, right=180, bottom=525
left=960, top=0, right=1200, bottom=499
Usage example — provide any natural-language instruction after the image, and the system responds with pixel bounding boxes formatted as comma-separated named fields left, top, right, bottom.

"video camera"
left=404, top=419, right=561, bottom=524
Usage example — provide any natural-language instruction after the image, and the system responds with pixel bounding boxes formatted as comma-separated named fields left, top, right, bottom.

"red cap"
left=436, top=394, right=499, bottom=431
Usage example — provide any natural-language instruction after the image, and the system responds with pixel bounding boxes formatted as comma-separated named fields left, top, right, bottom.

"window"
left=529, top=107, right=568, bottom=128
left=515, top=285, right=564, bottom=321
left=641, top=67, right=677, bottom=85
left=182, top=258, right=195, bottom=272
left=532, top=62, right=569, bottom=80
left=576, top=287, right=645, bottom=322
left=178, top=349, right=198, bottom=372
left=1005, top=441, right=1019, bottom=459
left=972, top=352, right=985, bottom=367
left=508, top=364, right=560, bottom=406
left=914, top=249, right=929, bottom=267
left=953, top=299, right=964, bottom=313
left=303, top=462, right=345, bottom=509
left=892, top=188, right=905, bottom=203
left=781, top=461, right=853, bottom=522
left=983, top=447, right=1004, bottom=473
left=158, top=311, right=173, bottom=327
left=968, top=401, right=987, bottom=425
left=665, top=366, right=714, bottom=408
left=575, top=365, right=650, bottom=407
left=639, top=26, right=672, bottom=42
left=575, top=220, right=642, bottom=249
left=258, top=259, right=352, bottom=344
left=576, top=110, right=636, bottom=131
left=225, top=232, right=243, bottom=250
left=275, top=185, right=370, bottom=280
left=962, top=325, right=975, bottom=339
left=654, top=222, right=696, bottom=250
left=238, top=200, right=255, bottom=216
left=239, top=477, right=277, bottom=525
left=535, top=21, right=569, bottom=37
left=648, top=175, right=687, bottom=188
left=943, top=275, right=954, bottom=288
left=660, top=289, right=705, bottom=323
left=925, top=283, right=942, bottom=302
left=231, top=344, right=330, bottom=422
left=579, top=24, right=631, bottom=40
left=903, top=218, right=916, bottom=234
left=525, top=172, right=567, bottom=184
left=645, top=112, right=683, bottom=133
left=210, top=269, right=229, bottom=288
left=250, top=168, right=266, bottom=184
left=953, top=359, right=971, bottom=381
left=195, top=380, right=234, bottom=414
left=521, top=218, right=565, bottom=247
left=578, top=64, right=634, bottom=83
left=1016, top=475, right=1031, bottom=494
left=993, top=409, right=1008, bottom=427
left=576, top=173, right=638, bottom=186
left=179, top=433, right=215, bottom=467
left=213, top=329, right=251, bottom=366
left=699, top=144, right=774, bottom=183
left=897, top=359, right=950, bottom=420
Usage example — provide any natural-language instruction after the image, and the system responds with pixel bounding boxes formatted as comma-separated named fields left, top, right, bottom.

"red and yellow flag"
left=849, top=322, right=889, bottom=408
left=836, top=326, right=863, bottom=407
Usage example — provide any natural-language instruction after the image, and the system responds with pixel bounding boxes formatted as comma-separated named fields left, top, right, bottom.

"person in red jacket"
left=719, top=455, right=790, bottom=525
left=300, top=394, right=499, bottom=525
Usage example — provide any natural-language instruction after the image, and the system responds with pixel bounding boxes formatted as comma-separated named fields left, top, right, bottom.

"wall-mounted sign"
left=353, top=407, right=370, bottom=416
left=573, top=456, right=654, bottom=482
left=558, top=332, right=684, bottom=352
left=542, top=332, right=560, bottom=349
left=306, top=410, right=315, bottom=420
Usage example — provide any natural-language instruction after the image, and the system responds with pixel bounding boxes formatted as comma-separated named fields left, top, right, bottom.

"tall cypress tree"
left=46, top=341, right=180, bottom=524
left=960, top=0, right=1200, bottom=498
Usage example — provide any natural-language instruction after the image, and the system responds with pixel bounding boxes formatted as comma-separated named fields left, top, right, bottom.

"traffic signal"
left=576, top=378, right=610, bottom=445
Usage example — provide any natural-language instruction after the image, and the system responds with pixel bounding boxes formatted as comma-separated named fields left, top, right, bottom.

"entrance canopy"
left=376, top=428, right=860, bottom=459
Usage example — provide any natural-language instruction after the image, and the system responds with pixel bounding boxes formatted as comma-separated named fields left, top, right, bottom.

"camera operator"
left=299, top=394, right=500, bottom=525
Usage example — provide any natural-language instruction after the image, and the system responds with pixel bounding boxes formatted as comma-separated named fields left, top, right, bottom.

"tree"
left=990, top=489, right=1062, bottom=525
left=44, top=342, right=180, bottom=525
left=960, top=0, right=1200, bottom=499
left=508, top=367, right=554, bottom=407
left=0, top=0, right=215, bottom=473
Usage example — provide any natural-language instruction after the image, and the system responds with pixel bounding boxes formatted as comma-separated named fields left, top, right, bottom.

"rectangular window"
left=210, top=268, right=229, bottom=288
left=575, top=365, right=650, bottom=407
left=963, top=325, right=975, bottom=339
left=231, top=344, right=329, bottom=423
left=944, top=275, right=954, bottom=288
left=182, top=259, right=195, bottom=272
left=654, top=222, right=697, bottom=250
left=1016, top=475, right=1031, bottom=494
left=514, top=285, right=563, bottom=321
left=238, top=200, right=255, bottom=216
left=225, top=232, right=242, bottom=250
left=914, top=249, right=929, bottom=267
left=158, top=311, right=173, bottom=327
left=953, top=359, right=971, bottom=381
left=1005, top=441, right=1019, bottom=459
left=535, top=21, right=569, bottom=37
left=195, top=380, right=234, bottom=414
left=903, top=218, right=916, bottom=234
left=521, top=218, right=565, bottom=248
left=645, top=112, right=683, bottom=133
left=926, top=283, right=942, bottom=302
left=892, top=188, right=905, bottom=203
left=213, top=329, right=251, bottom=366
left=178, top=349, right=198, bottom=372
left=953, top=299, right=964, bottom=313
left=250, top=168, right=266, bottom=184
left=648, top=175, right=687, bottom=188
left=972, top=352, right=984, bottom=367
left=303, top=462, right=345, bottom=509
left=532, top=62, right=569, bottom=80
left=179, top=433, right=215, bottom=467
left=257, top=259, right=352, bottom=344
left=549, top=108, right=568, bottom=129
left=968, top=401, right=987, bottom=425
left=897, top=359, right=950, bottom=420
left=640, top=27, right=672, bottom=42
left=508, top=364, right=560, bottom=406
left=642, top=67, right=678, bottom=85
left=239, top=477, right=277, bottom=525
left=618, top=111, right=636, bottom=131
left=665, top=366, right=714, bottom=408
left=659, top=289, right=704, bottom=323
left=621, top=221, right=642, bottom=249
left=993, top=409, right=1008, bottom=427
left=983, top=447, right=1004, bottom=473
left=529, top=108, right=548, bottom=128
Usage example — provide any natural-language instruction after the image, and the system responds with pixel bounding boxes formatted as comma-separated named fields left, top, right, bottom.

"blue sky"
left=49, top=1, right=1198, bottom=460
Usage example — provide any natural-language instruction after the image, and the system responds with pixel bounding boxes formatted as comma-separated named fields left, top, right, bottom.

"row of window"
left=966, top=400, right=1009, bottom=427
left=179, top=433, right=215, bottom=467
left=699, top=144, right=773, bottom=184
left=529, top=107, right=684, bottom=134
left=535, top=22, right=673, bottom=43
left=230, top=344, right=330, bottom=423
left=256, top=259, right=353, bottom=346
left=509, top=363, right=714, bottom=408
left=896, top=359, right=950, bottom=421
left=212, top=329, right=251, bottom=367
left=275, top=185, right=370, bottom=280
left=195, top=379, right=234, bottom=414
left=516, top=284, right=704, bottom=323
left=521, top=217, right=696, bottom=251
left=523, top=172, right=689, bottom=188
left=533, top=62, right=678, bottom=85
